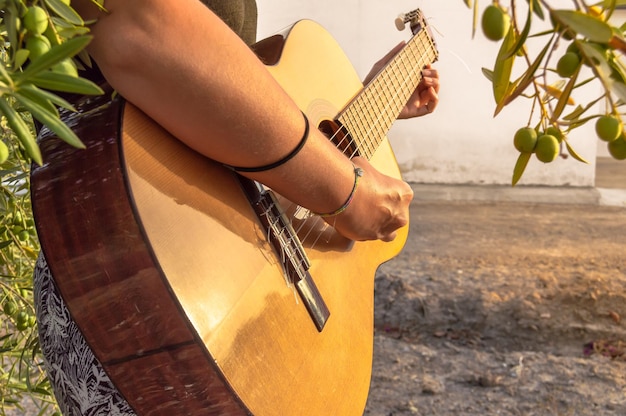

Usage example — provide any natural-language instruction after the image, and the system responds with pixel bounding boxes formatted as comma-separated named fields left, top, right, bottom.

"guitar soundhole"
left=318, top=120, right=360, bottom=158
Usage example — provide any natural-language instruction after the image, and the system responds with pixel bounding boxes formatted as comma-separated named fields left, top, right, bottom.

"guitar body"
left=32, top=20, right=409, bottom=415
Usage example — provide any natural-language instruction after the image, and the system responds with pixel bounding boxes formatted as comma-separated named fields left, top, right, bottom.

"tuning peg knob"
left=395, top=14, right=407, bottom=31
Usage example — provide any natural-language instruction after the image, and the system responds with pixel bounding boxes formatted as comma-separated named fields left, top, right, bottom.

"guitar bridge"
left=237, top=175, right=330, bottom=332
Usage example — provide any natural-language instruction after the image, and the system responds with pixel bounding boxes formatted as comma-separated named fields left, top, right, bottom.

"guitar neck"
left=337, top=28, right=438, bottom=160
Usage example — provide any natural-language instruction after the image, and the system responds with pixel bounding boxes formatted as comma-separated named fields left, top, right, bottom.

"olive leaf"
left=552, top=10, right=613, bottom=43
left=472, top=0, right=478, bottom=38
left=44, top=0, right=84, bottom=25
left=51, top=16, right=91, bottom=39
left=538, top=83, right=576, bottom=105
left=492, top=26, right=516, bottom=106
left=18, top=83, right=77, bottom=113
left=12, top=90, right=85, bottom=151
left=577, top=41, right=626, bottom=103
left=563, top=95, right=602, bottom=123
left=13, top=49, right=30, bottom=71
left=499, top=41, right=552, bottom=112
left=610, top=79, right=626, bottom=104
left=562, top=105, right=585, bottom=121
left=609, top=56, right=626, bottom=84
left=4, top=3, right=20, bottom=61
left=0, top=61, right=12, bottom=85
left=506, top=0, right=534, bottom=59
left=563, top=138, right=589, bottom=164
left=15, top=86, right=60, bottom=117
left=482, top=67, right=494, bottom=82
left=512, top=152, right=532, bottom=186
left=526, top=0, right=544, bottom=20
left=604, top=0, right=626, bottom=8
left=0, top=97, right=43, bottom=165
left=551, top=62, right=582, bottom=122
left=17, top=36, right=93, bottom=82
left=29, top=71, right=103, bottom=95
left=578, top=42, right=612, bottom=75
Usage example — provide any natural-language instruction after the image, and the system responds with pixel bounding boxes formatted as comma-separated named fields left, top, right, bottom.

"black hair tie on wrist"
left=224, top=111, right=309, bottom=173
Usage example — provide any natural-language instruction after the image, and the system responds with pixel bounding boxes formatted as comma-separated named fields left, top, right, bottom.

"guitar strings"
left=260, top=203, right=293, bottom=288
left=283, top=32, right=434, bottom=250
left=297, top=52, right=429, bottom=247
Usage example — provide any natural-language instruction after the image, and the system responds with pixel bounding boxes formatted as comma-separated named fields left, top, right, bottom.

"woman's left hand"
left=364, top=42, right=440, bottom=119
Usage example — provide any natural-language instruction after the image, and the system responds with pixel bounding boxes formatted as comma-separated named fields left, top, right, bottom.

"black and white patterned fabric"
left=34, top=254, right=137, bottom=416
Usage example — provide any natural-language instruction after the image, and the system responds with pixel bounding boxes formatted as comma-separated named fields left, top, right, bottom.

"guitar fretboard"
left=337, top=28, right=438, bottom=160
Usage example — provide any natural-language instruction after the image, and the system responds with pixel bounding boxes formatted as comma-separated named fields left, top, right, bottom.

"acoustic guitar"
left=32, top=9, right=438, bottom=416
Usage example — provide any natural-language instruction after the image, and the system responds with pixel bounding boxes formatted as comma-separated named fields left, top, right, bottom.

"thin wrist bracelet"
left=224, top=111, right=309, bottom=173
left=315, top=164, right=364, bottom=218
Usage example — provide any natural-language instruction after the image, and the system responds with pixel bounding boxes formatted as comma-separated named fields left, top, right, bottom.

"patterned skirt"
left=34, top=253, right=136, bottom=416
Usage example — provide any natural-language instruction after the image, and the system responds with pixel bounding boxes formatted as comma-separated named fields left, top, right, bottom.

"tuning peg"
left=395, top=14, right=408, bottom=31
left=395, top=9, right=421, bottom=32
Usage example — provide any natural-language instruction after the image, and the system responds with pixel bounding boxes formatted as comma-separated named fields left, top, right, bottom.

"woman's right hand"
left=327, top=156, right=413, bottom=242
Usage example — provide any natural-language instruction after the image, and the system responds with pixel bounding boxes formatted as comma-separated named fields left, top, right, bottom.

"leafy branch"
left=0, top=0, right=103, bottom=164
left=0, top=1, right=104, bottom=414
left=466, top=0, right=626, bottom=184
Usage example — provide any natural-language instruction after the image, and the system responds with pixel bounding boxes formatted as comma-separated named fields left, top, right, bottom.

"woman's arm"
left=71, top=0, right=417, bottom=242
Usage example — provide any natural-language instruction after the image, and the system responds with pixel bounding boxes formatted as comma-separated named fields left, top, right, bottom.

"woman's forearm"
left=70, top=0, right=414, bottom=241
left=75, top=0, right=357, bottom=215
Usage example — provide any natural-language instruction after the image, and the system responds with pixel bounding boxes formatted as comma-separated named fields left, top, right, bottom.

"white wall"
left=256, top=1, right=609, bottom=187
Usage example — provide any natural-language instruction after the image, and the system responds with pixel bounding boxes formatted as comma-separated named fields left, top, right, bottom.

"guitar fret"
left=355, top=99, right=374, bottom=159
left=360, top=91, right=378, bottom=159
left=337, top=27, right=437, bottom=160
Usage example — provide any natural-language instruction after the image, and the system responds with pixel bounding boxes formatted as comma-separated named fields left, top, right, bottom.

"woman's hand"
left=364, top=42, right=440, bottom=119
left=327, top=157, right=413, bottom=242
left=397, top=64, right=439, bottom=118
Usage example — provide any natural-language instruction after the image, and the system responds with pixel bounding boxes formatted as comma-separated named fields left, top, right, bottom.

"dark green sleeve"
left=199, top=0, right=258, bottom=45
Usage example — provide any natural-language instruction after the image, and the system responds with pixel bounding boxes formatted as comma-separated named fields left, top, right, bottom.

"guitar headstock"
left=395, top=8, right=438, bottom=61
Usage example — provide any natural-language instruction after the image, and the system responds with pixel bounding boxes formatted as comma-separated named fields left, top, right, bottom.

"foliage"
left=467, top=0, right=626, bottom=184
left=0, top=0, right=103, bottom=414
left=0, top=128, right=54, bottom=415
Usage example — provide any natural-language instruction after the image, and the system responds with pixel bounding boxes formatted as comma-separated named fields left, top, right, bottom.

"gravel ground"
left=365, top=195, right=626, bottom=416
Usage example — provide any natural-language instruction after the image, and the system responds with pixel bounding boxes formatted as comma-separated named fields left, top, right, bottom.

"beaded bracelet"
left=314, top=164, right=364, bottom=218
left=223, top=111, right=309, bottom=173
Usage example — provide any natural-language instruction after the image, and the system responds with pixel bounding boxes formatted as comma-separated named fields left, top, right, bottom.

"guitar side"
left=32, top=20, right=407, bottom=416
